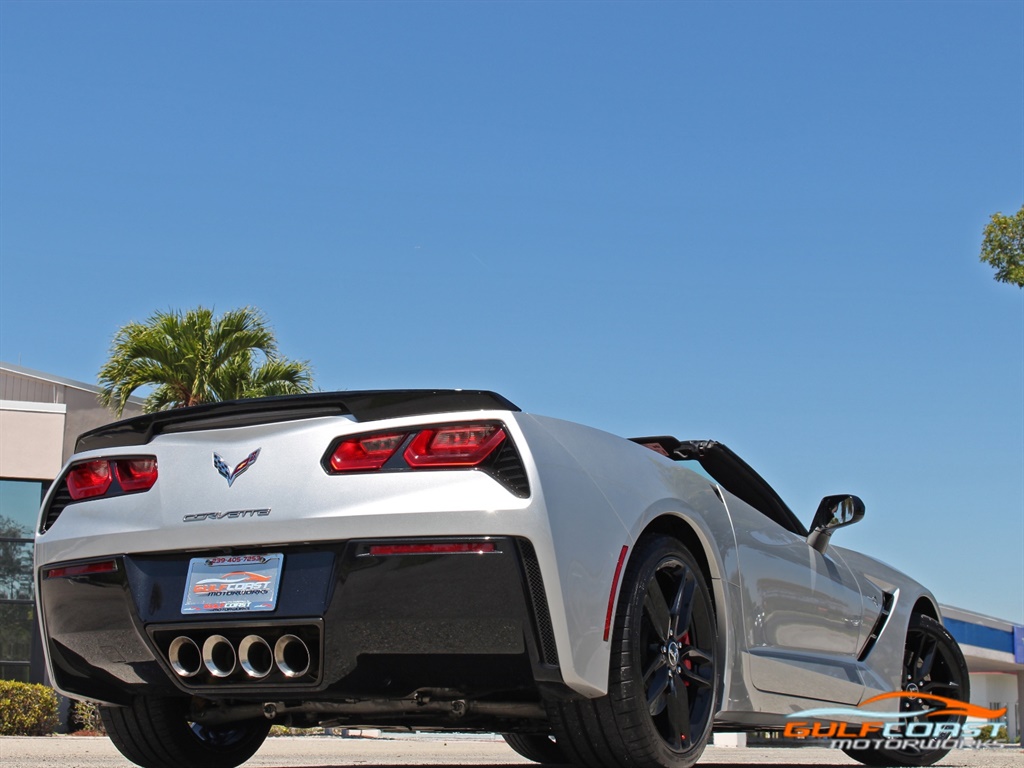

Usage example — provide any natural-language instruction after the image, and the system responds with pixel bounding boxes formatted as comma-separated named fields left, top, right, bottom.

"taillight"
left=45, top=560, right=119, bottom=579
left=328, top=432, right=407, bottom=472
left=321, top=422, right=528, bottom=496
left=404, top=425, right=506, bottom=467
left=66, top=460, right=113, bottom=500
left=64, top=456, right=158, bottom=501
left=368, top=541, right=497, bottom=556
left=115, top=458, right=159, bottom=492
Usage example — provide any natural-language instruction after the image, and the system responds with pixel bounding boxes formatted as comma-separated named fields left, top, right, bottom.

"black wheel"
left=100, top=696, right=270, bottom=768
left=843, top=614, right=970, bottom=767
left=502, top=732, right=569, bottom=764
left=549, top=535, right=718, bottom=768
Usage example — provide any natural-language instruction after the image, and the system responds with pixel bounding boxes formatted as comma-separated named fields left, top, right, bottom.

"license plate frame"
left=181, top=553, right=283, bottom=614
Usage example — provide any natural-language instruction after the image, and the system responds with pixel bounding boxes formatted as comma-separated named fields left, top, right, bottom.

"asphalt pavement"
left=0, top=735, right=1021, bottom=768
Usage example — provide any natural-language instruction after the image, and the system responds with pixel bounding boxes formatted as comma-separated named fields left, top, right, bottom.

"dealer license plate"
left=181, top=553, right=283, bottom=614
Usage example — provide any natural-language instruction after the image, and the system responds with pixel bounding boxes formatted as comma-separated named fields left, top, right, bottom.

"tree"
left=98, top=307, right=315, bottom=416
left=979, top=205, right=1024, bottom=288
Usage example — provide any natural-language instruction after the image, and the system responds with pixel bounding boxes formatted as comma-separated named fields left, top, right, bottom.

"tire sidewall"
left=611, top=535, right=719, bottom=766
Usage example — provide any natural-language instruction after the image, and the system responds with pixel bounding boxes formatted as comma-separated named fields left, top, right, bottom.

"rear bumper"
left=37, top=536, right=561, bottom=707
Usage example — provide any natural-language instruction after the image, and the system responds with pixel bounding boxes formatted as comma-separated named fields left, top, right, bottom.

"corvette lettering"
left=182, top=508, right=271, bottom=523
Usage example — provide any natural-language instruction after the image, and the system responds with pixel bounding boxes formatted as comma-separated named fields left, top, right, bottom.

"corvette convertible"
left=34, top=390, right=968, bottom=768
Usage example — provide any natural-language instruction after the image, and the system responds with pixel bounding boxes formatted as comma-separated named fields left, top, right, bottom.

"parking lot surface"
left=1, top=735, right=1021, bottom=768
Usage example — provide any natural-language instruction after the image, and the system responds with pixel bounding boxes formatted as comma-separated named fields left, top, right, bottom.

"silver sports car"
left=34, top=391, right=969, bottom=768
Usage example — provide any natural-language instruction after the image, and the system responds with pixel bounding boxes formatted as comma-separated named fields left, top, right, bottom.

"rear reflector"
left=369, top=542, right=498, bottom=556
left=45, top=560, right=119, bottom=579
left=604, top=545, right=630, bottom=641
left=329, top=432, right=407, bottom=472
left=115, top=458, right=159, bottom=492
left=403, top=425, right=506, bottom=467
left=66, top=460, right=114, bottom=500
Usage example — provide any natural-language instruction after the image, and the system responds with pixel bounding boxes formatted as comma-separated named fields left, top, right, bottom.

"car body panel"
left=34, top=392, right=947, bottom=734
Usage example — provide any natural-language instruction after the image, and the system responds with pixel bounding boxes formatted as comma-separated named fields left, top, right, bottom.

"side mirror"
left=807, top=494, right=865, bottom=554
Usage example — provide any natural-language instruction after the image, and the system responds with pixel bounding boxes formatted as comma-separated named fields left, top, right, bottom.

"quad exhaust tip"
left=168, top=636, right=202, bottom=678
left=202, top=635, right=237, bottom=678
left=166, top=632, right=312, bottom=680
left=239, top=635, right=274, bottom=679
left=275, top=634, right=311, bottom=678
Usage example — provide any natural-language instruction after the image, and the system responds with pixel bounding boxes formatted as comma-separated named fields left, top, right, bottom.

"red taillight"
left=45, top=560, right=119, bottom=579
left=65, top=456, right=158, bottom=500
left=403, top=425, right=506, bottom=467
left=66, top=460, right=113, bottom=500
left=369, top=542, right=497, bottom=556
left=115, top=458, right=159, bottom=492
left=329, top=432, right=407, bottom=472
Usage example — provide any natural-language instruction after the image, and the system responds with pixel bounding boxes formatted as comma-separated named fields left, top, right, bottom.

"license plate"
left=181, top=553, right=283, bottom=614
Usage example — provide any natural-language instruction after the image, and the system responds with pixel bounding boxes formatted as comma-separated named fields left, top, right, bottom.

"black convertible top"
left=630, top=436, right=808, bottom=537
left=76, top=390, right=519, bottom=453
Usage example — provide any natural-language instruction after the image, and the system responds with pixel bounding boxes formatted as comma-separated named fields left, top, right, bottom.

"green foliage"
left=980, top=205, right=1024, bottom=287
left=268, top=724, right=325, bottom=736
left=976, top=724, right=1008, bottom=742
left=0, top=680, right=59, bottom=735
left=98, top=306, right=315, bottom=416
left=72, top=700, right=107, bottom=734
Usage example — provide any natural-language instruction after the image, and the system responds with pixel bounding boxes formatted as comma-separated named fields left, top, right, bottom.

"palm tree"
left=98, top=307, right=315, bottom=416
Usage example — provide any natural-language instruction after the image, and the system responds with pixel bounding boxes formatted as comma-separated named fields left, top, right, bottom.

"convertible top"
left=77, top=390, right=520, bottom=453
left=630, top=436, right=808, bottom=536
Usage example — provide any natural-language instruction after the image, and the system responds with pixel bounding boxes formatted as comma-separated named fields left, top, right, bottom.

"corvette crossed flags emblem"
left=213, top=449, right=261, bottom=487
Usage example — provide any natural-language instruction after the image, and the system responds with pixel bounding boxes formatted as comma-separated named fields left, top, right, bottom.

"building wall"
left=0, top=363, right=144, bottom=685
left=0, top=403, right=66, bottom=480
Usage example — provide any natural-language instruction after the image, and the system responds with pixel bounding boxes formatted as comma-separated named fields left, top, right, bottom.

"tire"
left=549, top=535, right=719, bottom=768
left=502, top=732, right=569, bottom=764
left=100, top=696, right=270, bottom=768
left=843, top=614, right=970, bottom=767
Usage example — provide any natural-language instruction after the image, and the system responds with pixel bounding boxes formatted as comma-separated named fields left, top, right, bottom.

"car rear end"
left=34, top=391, right=563, bottom=732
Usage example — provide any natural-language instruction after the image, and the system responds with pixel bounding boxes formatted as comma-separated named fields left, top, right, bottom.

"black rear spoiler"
left=77, top=390, right=520, bottom=453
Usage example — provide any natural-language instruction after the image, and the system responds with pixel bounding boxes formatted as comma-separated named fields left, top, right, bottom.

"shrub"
left=0, top=680, right=59, bottom=735
left=71, top=700, right=107, bottom=734
left=976, top=724, right=1008, bottom=742
left=268, top=725, right=324, bottom=737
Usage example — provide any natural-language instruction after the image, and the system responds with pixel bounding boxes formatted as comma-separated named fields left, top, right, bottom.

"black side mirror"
left=807, top=494, right=865, bottom=554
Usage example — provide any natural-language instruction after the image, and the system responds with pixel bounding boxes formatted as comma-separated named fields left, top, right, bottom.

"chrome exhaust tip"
left=274, top=634, right=310, bottom=678
left=168, top=636, right=202, bottom=678
left=202, top=634, right=237, bottom=677
left=238, top=635, right=273, bottom=679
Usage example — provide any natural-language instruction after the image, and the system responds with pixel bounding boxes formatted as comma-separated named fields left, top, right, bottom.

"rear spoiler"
left=77, top=390, right=520, bottom=453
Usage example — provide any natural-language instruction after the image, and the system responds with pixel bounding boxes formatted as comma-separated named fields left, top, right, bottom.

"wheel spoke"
left=645, top=580, right=672, bottom=643
left=682, top=646, right=712, bottom=666
left=647, top=666, right=671, bottom=715
left=917, top=637, right=937, bottom=680
left=643, top=655, right=667, bottom=685
left=666, top=681, right=692, bottom=745
left=680, top=666, right=713, bottom=689
left=670, top=568, right=696, bottom=637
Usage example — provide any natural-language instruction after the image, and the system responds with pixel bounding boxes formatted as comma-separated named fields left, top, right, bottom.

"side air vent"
left=40, top=483, right=73, bottom=534
left=517, top=539, right=558, bottom=666
left=858, top=591, right=896, bottom=661
left=487, top=439, right=530, bottom=498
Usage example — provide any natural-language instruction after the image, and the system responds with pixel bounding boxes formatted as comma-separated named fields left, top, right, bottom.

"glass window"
left=0, top=603, right=34, bottom=663
left=0, top=541, right=33, bottom=600
left=0, top=480, right=44, bottom=682
left=0, top=479, right=46, bottom=536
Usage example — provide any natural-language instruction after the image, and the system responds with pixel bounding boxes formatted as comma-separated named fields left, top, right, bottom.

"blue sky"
left=1, top=1, right=1021, bottom=623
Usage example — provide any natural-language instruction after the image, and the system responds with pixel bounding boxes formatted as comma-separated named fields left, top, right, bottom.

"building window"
left=0, top=479, right=46, bottom=683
